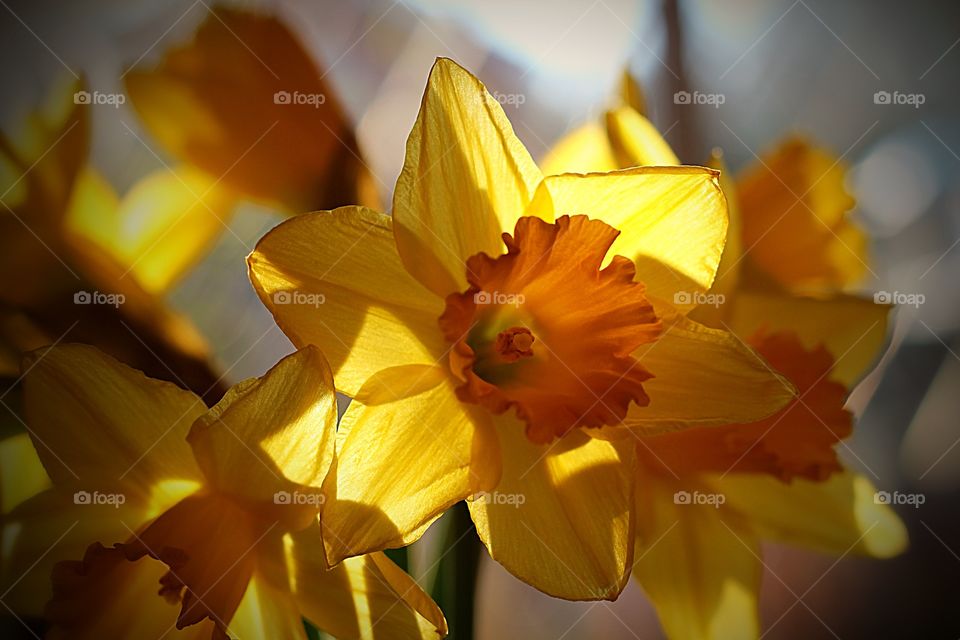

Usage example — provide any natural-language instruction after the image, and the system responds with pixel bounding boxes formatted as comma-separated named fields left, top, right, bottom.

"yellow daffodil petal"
left=248, top=206, right=446, bottom=397
left=280, top=528, right=447, bottom=638
left=633, top=473, right=761, bottom=640
left=2, top=491, right=152, bottom=616
left=125, top=6, right=368, bottom=213
left=229, top=573, right=308, bottom=640
left=45, top=541, right=210, bottom=639
left=0, top=75, right=87, bottom=220
left=710, top=470, right=907, bottom=558
left=540, top=122, right=618, bottom=175
left=619, top=70, right=649, bottom=116
left=624, top=313, right=795, bottom=428
left=690, top=150, right=743, bottom=328
left=322, top=369, right=501, bottom=564
left=188, top=347, right=336, bottom=521
left=525, top=167, right=726, bottom=313
left=726, top=291, right=889, bottom=387
left=393, top=57, right=543, bottom=297
left=468, top=417, right=634, bottom=601
left=66, top=166, right=236, bottom=294
left=0, top=432, right=50, bottom=514
left=58, top=167, right=216, bottom=378
left=0, top=76, right=88, bottom=307
left=736, top=136, right=867, bottom=291
left=23, top=344, right=205, bottom=500
left=604, top=106, right=680, bottom=167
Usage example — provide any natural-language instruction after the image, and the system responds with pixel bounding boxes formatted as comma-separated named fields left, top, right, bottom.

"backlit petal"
left=604, top=106, right=679, bottom=167
left=321, top=369, right=500, bottom=564
left=22, top=344, right=204, bottom=499
left=468, top=416, right=634, bottom=601
left=525, top=167, right=726, bottom=313
left=280, top=528, right=446, bottom=638
left=248, top=206, right=446, bottom=397
left=633, top=471, right=761, bottom=640
left=726, top=291, right=889, bottom=386
left=624, top=313, right=795, bottom=428
left=539, top=122, right=618, bottom=175
left=711, top=470, right=907, bottom=558
left=228, top=573, right=308, bottom=640
left=393, top=57, right=543, bottom=297
left=188, top=347, right=336, bottom=527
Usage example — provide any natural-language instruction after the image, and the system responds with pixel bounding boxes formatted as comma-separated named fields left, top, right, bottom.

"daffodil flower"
left=0, top=345, right=446, bottom=639
left=125, top=5, right=379, bottom=217
left=542, top=91, right=906, bottom=638
left=543, top=99, right=889, bottom=387
left=630, top=329, right=905, bottom=640
left=543, top=101, right=870, bottom=295
left=248, top=58, right=794, bottom=600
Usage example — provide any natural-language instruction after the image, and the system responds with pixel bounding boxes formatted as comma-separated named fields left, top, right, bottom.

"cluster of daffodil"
left=0, top=6, right=905, bottom=640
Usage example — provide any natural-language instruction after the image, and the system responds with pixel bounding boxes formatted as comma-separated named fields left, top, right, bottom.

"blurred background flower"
left=1, top=0, right=958, bottom=638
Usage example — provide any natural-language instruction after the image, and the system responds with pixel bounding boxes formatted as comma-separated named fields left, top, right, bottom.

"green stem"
left=432, top=502, right=480, bottom=639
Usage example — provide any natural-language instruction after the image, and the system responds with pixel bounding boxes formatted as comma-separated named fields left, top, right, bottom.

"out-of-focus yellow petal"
left=633, top=472, right=761, bottom=640
left=605, top=106, right=680, bottom=167
left=67, top=166, right=236, bottom=293
left=540, top=122, right=618, bottom=175
left=525, top=167, right=726, bottom=313
left=623, top=313, right=795, bottom=429
left=22, top=344, right=204, bottom=500
left=188, top=347, right=336, bottom=526
left=393, top=57, right=543, bottom=297
left=468, top=416, right=634, bottom=601
left=0, top=75, right=88, bottom=307
left=736, top=136, right=867, bottom=291
left=125, top=6, right=368, bottom=213
left=726, top=291, right=889, bottom=387
left=0, top=432, right=50, bottom=514
left=619, top=70, right=648, bottom=116
left=711, top=470, right=907, bottom=558
left=279, top=528, right=447, bottom=638
left=248, top=206, right=447, bottom=397
left=321, top=368, right=501, bottom=565
left=0, top=75, right=88, bottom=220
